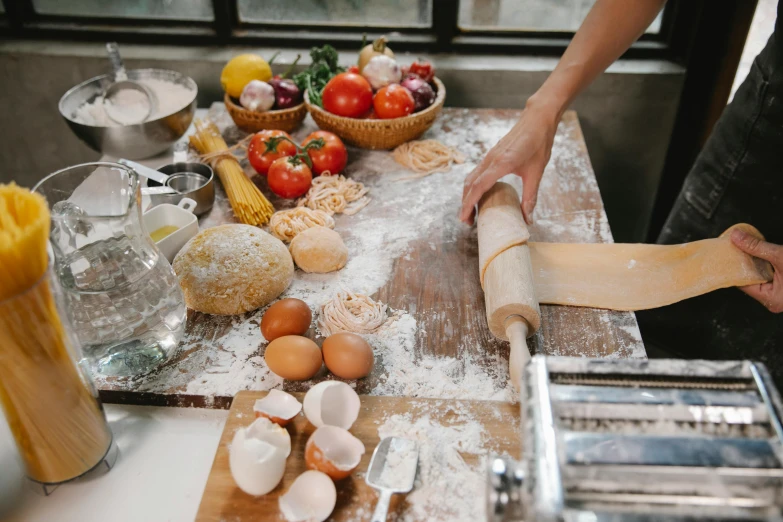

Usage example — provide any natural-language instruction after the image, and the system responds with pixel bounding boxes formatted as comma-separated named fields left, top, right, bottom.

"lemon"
left=221, top=54, right=272, bottom=98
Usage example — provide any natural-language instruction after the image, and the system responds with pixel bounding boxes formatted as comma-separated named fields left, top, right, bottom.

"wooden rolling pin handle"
left=504, top=315, right=530, bottom=392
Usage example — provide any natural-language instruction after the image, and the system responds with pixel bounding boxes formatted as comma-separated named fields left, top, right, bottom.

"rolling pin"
left=478, top=183, right=541, bottom=390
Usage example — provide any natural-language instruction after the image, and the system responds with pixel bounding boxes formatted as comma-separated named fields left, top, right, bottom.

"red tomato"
left=408, top=60, right=435, bottom=82
left=347, top=65, right=359, bottom=74
left=373, top=84, right=415, bottom=119
left=247, top=130, right=297, bottom=176
left=322, top=73, right=373, bottom=118
left=267, top=157, right=313, bottom=199
left=302, top=131, right=348, bottom=175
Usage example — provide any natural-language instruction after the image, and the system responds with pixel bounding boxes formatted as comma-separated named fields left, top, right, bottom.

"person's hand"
left=731, top=229, right=782, bottom=313
left=459, top=103, right=560, bottom=225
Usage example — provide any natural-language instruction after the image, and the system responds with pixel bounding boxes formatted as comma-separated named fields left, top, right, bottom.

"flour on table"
left=366, top=313, right=513, bottom=401
left=369, top=410, right=491, bottom=522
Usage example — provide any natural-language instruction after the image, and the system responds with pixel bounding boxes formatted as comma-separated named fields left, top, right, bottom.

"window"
left=458, top=0, right=662, bottom=33
left=3, top=0, right=680, bottom=59
left=31, top=0, right=214, bottom=21
left=237, top=0, right=432, bottom=28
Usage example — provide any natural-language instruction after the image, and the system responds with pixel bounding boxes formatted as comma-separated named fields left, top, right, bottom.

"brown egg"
left=261, top=298, right=312, bottom=341
left=322, top=333, right=374, bottom=380
left=265, top=336, right=322, bottom=380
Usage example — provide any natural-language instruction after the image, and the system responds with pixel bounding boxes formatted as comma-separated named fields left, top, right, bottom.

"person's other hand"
left=731, top=229, right=783, bottom=313
left=459, top=104, right=559, bottom=225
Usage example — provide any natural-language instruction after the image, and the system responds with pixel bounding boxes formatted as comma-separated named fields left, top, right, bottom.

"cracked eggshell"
left=254, top=389, right=303, bottom=426
left=303, top=380, right=361, bottom=429
left=305, top=425, right=366, bottom=480
left=229, top=417, right=291, bottom=496
left=278, top=470, right=336, bottom=522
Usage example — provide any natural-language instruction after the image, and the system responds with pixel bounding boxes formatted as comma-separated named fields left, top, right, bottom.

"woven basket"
left=224, top=93, right=307, bottom=133
left=305, top=77, right=446, bottom=150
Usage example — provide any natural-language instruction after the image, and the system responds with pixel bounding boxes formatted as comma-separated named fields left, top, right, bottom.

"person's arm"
left=731, top=230, right=783, bottom=313
left=460, top=0, right=667, bottom=224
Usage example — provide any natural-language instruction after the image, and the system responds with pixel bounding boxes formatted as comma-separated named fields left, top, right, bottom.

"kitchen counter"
left=93, top=105, right=645, bottom=409
left=0, top=405, right=228, bottom=522
left=0, top=105, right=645, bottom=520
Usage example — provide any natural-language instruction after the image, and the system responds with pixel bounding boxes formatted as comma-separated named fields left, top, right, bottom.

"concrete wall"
left=0, top=42, right=684, bottom=242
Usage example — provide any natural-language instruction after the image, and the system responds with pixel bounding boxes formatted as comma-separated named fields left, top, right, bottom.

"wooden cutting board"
left=196, top=390, right=520, bottom=521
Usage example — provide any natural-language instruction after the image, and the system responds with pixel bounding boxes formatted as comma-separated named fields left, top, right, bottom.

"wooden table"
left=96, top=105, right=645, bottom=409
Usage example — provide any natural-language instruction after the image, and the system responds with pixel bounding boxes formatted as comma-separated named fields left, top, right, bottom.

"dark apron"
left=637, top=4, right=783, bottom=382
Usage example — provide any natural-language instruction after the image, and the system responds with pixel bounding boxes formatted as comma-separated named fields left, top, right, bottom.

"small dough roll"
left=173, top=224, right=294, bottom=315
left=289, top=226, right=348, bottom=274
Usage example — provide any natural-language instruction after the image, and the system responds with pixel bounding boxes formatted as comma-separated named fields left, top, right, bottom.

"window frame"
left=1, top=0, right=690, bottom=61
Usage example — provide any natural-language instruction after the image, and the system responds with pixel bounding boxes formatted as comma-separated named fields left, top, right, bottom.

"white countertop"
left=0, top=404, right=228, bottom=522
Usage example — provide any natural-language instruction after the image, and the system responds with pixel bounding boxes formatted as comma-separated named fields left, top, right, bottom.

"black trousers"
left=637, top=33, right=783, bottom=381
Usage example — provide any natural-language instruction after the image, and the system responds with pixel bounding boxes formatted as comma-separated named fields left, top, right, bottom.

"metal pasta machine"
left=487, top=356, right=783, bottom=521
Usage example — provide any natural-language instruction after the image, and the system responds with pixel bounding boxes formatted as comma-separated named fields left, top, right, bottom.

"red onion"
left=400, top=74, right=436, bottom=112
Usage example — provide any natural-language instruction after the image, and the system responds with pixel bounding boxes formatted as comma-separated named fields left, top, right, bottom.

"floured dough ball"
left=173, top=224, right=294, bottom=315
left=289, top=226, right=348, bottom=274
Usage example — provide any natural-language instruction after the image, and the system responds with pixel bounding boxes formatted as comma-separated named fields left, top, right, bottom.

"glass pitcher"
left=33, top=162, right=187, bottom=377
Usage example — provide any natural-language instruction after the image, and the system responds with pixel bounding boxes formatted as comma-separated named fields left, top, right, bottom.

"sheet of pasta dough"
left=527, top=223, right=773, bottom=311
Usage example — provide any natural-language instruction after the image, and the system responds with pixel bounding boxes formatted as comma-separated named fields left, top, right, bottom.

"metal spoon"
left=366, top=437, right=419, bottom=522
left=103, top=42, right=156, bottom=125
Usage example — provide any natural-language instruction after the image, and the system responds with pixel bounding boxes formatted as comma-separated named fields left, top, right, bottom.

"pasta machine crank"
left=487, top=356, right=783, bottom=521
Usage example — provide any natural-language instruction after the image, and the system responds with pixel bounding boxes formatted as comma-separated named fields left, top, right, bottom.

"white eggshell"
left=305, top=425, right=365, bottom=480
left=303, top=381, right=361, bottom=429
left=254, top=390, right=303, bottom=425
left=279, top=470, right=337, bottom=522
left=229, top=417, right=290, bottom=496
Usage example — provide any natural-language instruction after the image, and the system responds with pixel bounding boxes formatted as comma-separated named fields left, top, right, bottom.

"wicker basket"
left=305, top=77, right=446, bottom=150
left=224, top=93, right=307, bottom=133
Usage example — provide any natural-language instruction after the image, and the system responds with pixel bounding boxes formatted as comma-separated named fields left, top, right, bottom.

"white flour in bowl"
left=72, top=78, right=194, bottom=127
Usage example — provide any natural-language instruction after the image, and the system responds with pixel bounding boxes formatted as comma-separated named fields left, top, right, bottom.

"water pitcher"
left=34, top=162, right=186, bottom=377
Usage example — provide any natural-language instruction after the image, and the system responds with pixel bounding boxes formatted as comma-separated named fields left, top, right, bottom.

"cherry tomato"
left=322, top=73, right=373, bottom=118
left=302, top=131, right=348, bottom=175
left=267, top=157, right=313, bottom=199
left=247, top=130, right=297, bottom=176
left=408, top=60, right=435, bottom=82
left=347, top=65, right=360, bottom=74
left=373, top=84, right=415, bottom=119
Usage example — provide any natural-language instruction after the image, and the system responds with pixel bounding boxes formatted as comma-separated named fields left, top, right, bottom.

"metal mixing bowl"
left=147, top=162, right=214, bottom=215
left=59, top=68, right=197, bottom=160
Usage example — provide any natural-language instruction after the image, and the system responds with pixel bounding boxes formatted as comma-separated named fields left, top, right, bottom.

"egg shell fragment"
left=305, top=425, right=365, bottom=480
left=229, top=417, right=291, bottom=496
left=303, top=380, right=361, bottom=430
left=279, top=470, right=337, bottom=522
left=253, top=389, right=303, bottom=426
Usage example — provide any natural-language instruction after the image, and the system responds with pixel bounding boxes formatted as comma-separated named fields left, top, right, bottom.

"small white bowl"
left=143, top=198, right=198, bottom=263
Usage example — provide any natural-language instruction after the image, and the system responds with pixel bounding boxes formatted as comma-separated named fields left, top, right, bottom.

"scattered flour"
left=365, top=313, right=513, bottom=401
left=72, top=78, right=194, bottom=127
left=374, top=411, right=490, bottom=522
left=627, top=259, right=637, bottom=269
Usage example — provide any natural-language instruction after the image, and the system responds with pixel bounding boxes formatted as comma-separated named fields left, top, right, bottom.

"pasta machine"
left=487, top=356, right=783, bottom=521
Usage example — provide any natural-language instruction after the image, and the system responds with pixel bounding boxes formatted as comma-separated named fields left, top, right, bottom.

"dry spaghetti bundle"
left=189, top=119, right=275, bottom=225
left=0, top=184, right=111, bottom=484
left=297, top=173, right=370, bottom=216
left=318, top=290, right=397, bottom=336
left=268, top=207, right=335, bottom=242
left=393, top=139, right=466, bottom=180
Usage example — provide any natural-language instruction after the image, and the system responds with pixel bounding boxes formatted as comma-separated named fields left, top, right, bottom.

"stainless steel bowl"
left=59, top=68, right=197, bottom=160
left=147, top=162, right=214, bottom=215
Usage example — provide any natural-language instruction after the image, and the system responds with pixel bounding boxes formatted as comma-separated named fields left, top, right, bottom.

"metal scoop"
left=366, top=437, right=419, bottom=522
left=103, top=42, right=155, bottom=125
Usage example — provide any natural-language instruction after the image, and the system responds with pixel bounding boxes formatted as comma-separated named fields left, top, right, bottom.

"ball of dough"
left=289, top=226, right=348, bottom=274
left=173, top=224, right=294, bottom=315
